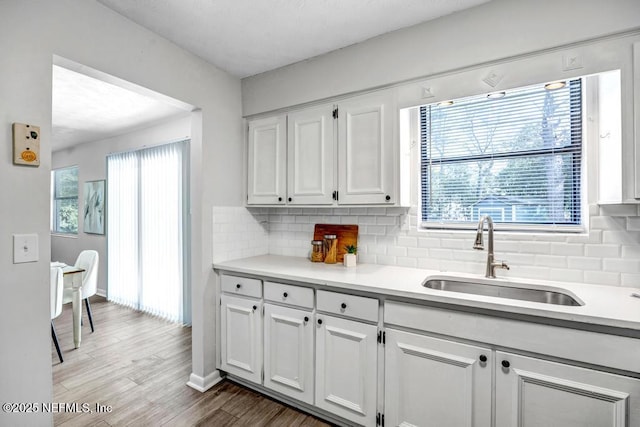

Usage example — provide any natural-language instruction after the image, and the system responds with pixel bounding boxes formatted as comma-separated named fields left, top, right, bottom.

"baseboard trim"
left=187, top=370, right=224, bottom=392
left=96, top=289, right=107, bottom=298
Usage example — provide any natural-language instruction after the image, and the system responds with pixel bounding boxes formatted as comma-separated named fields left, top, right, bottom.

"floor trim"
left=187, top=370, right=224, bottom=392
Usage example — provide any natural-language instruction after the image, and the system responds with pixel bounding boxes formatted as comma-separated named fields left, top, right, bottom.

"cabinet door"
left=495, top=351, right=640, bottom=427
left=385, top=329, right=492, bottom=427
left=247, top=115, right=286, bottom=205
left=315, top=314, right=378, bottom=426
left=287, top=105, right=335, bottom=205
left=337, top=90, right=395, bottom=205
left=264, top=304, right=314, bottom=404
left=220, top=294, right=262, bottom=384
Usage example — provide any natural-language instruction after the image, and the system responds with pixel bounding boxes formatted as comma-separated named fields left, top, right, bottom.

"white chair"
left=51, top=266, right=64, bottom=363
left=63, top=250, right=99, bottom=332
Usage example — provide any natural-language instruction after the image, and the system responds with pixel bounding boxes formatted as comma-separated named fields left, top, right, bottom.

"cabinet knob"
left=288, top=197, right=292, bottom=202
left=385, top=195, right=391, bottom=201
left=252, top=305, right=257, bottom=311
left=278, top=197, right=282, bottom=202
left=340, top=303, right=347, bottom=309
left=479, top=355, right=487, bottom=363
left=501, top=360, right=510, bottom=368
left=283, top=292, right=288, bottom=298
left=304, top=316, right=309, bottom=322
left=236, top=284, right=241, bottom=289
left=317, top=319, right=323, bottom=325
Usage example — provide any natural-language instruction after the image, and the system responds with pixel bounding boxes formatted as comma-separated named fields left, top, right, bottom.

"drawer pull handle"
left=304, top=316, right=309, bottom=322
left=236, top=284, right=241, bottom=289
left=341, top=303, right=347, bottom=309
left=501, top=360, right=510, bottom=369
left=278, top=197, right=282, bottom=202
left=385, top=195, right=391, bottom=201
left=283, top=292, right=288, bottom=298
left=252, top=305, right=257, bottom=311
left=479, top=355, right=487, bottom=363
left=317, top=319, right=323, bottom=325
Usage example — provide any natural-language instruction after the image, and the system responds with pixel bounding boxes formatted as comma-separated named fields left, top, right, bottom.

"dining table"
left=51, top=262, right=86, bottom=348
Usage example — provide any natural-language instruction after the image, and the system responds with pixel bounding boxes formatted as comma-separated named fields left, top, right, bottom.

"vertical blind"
left=420, top=79, right=582, bottom=229
left=107, top=141, right=188, bottom=323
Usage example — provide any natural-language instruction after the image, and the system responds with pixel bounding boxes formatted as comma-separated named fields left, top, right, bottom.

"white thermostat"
left=13, top=122, right=40, bottom=167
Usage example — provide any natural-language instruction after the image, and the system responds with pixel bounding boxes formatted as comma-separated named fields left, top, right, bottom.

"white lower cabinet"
left=495, top=351, right=640, bottom=427
left=384, top=329, right=492, bottom=427
left=219, top=275, right=640, bottom=427
left=315, top=314, right=378, bottom=426
left=220, top=294, right=262, bottom=384
left=263, top=303, right=314, bottom=404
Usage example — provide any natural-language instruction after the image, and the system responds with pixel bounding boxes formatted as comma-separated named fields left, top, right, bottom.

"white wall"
left=51, top=115, right=192, bottom=297
left=234, top=0, right=640, bottom=291
left=242, top=0, right=640, bottom=115
left=0, top=1, right=242, bottom=425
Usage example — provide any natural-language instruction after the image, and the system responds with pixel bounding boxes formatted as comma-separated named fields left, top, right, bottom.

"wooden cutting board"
left=313, top=224, right=358, bottom=263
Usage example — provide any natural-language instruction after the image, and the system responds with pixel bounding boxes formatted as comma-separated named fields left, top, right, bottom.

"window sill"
left=51, top=233, right=78, bottom=239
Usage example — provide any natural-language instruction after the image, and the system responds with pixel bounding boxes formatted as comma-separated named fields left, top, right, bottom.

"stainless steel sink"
left=423, top=278, right=583, bottom=306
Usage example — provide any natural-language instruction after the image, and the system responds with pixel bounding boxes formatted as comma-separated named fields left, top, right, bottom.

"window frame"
left=418, top=78, right=585, bottom=233
left=51, top=165, right=79, bottom=235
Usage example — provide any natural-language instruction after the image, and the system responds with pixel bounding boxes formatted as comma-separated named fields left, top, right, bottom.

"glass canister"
left=311, top=240, right=324, bottom=262
left=323, top=234, right=338, bottom=264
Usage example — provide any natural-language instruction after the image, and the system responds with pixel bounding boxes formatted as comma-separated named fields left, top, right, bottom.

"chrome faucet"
left=473, top=215, right=510, bottom=278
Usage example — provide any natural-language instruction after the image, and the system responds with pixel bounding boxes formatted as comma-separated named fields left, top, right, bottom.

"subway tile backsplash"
left=212, top=206, right=269, bottom=263
left=213, top=205, right=640, bottom=287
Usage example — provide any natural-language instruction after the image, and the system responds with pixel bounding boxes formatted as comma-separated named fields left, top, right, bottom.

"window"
left=52, top=166, right=79, bottom=234
left=420, top=79, right=582, bottom=230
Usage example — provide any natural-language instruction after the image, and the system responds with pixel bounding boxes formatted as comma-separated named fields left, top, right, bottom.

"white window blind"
left=420, top=79, right=582, bottom=230
left=107, top=141, right=188, bottom=324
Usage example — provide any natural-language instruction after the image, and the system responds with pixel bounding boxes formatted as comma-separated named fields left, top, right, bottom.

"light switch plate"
left=13, top=233, right=39, bottom=263
left=13, top=123, right=40, bottom=167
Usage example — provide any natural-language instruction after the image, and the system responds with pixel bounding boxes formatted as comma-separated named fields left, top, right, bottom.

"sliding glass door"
left=107, top=140, right=189, bottom=324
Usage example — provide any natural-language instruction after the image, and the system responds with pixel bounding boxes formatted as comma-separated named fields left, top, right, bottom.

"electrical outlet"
left=13, top=233, right=39, bottom=264
left=13, top=123, right=41, bottom=167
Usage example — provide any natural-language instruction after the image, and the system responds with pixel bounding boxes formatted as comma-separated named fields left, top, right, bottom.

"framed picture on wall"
left=83, top=180, right=105, bottom=235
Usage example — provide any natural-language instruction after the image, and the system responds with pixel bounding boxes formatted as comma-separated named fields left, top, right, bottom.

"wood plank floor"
left=52, top=297, right=332, bottom=426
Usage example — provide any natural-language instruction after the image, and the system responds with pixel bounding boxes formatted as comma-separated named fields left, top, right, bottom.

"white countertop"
left=213, top=255, right=640, bottom=333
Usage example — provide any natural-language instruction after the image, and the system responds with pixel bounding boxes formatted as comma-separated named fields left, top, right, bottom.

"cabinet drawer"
left=221, top=274, right=262, bottom=299
left=317, top=290, right=378, bottom=323
left=264, top=281, right=314, bottom=309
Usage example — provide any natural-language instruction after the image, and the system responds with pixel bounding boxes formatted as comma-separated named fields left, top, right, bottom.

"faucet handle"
left=494, top=261, right=510, bottom=270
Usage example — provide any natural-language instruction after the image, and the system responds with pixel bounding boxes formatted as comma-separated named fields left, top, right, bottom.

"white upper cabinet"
left=246, top=89, right=398, bottom=206
left=634, top=42, right=640, bottom=199
left=338, top=90, right=395, bottom=205
left=247, top=115, right=287, bottom=205
left=287, top=105, right=335, bottom=205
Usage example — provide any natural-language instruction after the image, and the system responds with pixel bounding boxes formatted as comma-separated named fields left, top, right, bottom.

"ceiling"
left=97, top=0, right=492, bottom=78
left=53, top=0, right=491, bottom=151
left=52, top=65, right=190, bottom=151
